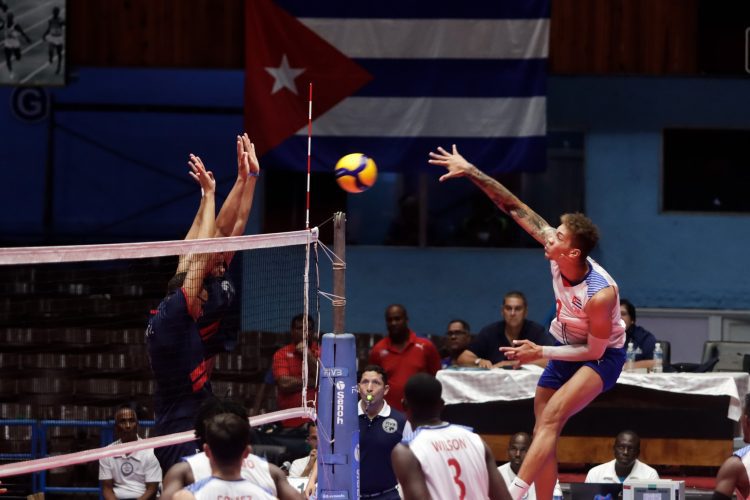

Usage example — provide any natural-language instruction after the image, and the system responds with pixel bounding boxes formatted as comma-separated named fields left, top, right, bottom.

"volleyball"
left=334, top=153, right=378, bottom=193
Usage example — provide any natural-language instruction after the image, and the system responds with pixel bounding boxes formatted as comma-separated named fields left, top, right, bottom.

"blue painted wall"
left=2, top=71, right=750, bottom=363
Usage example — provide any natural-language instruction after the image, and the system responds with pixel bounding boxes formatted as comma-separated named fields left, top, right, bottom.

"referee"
left=358, top=365, right=411, bottom=500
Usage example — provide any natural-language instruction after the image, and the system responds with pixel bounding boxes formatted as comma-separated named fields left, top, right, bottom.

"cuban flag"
left=245, top=0, right=549, bottom=174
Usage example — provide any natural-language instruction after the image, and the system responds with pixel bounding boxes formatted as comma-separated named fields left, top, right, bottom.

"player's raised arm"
left=429, top=144, right=554, bottom=246
left=182, top=155, right=217, bottom=318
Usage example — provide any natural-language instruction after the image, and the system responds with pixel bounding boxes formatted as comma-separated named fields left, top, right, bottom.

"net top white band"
left=0, top=229, right=319, bottom=265
left=0, top=407, right=316, bottom=478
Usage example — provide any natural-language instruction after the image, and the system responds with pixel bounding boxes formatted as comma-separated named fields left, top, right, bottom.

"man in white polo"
left=99, top=404, right=162, bottom=500
left=585, top=430, right=659, bottom=483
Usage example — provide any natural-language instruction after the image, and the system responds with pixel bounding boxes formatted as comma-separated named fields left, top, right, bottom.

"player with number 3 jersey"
left=392, top=374, right=509, bottom=500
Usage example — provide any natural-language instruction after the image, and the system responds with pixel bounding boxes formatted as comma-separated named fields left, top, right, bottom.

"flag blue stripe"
left=275, top=0, right=550, bottom=20
left=355, top=59, right=547, bottom=98
left=265, top=136, right=547, bottom=174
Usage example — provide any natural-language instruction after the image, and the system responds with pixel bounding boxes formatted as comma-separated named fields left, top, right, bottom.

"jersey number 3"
left=447, top=458, right=466, bottom=500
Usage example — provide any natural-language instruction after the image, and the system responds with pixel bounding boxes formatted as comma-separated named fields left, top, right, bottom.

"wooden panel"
left=549, top=0, right=699, bottom=74
left=68, top=0, right=245, bottom=68
left=482, top=434, right=732, bottom=467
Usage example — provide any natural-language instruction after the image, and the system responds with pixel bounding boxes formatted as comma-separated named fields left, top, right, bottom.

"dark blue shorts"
left=154, top=416, right=200, bottom=473
left=538, top=345, right=626, bottom=392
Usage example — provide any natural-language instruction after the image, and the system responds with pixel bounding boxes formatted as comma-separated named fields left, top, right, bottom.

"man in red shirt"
left=271, top=314, right=318, bottom=428
left=368, top=304, right=441, bottom=411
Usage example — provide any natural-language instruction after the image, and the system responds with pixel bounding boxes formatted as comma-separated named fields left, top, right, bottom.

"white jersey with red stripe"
left=185, top=451, right=276, bottom=496
left=549, top=257, right=626, bottom=348
left=407, top=423, right=489, bottom=500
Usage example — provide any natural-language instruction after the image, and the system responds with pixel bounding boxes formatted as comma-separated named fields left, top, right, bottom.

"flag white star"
left=265, top=54, right=305, bottom=95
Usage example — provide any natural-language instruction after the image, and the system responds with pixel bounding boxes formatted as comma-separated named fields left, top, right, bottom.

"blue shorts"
left=538, top=345, right=626, bottom=393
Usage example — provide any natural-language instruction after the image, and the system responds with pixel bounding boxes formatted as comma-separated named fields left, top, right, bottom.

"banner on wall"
left=244, top=0, right=549, bottom=173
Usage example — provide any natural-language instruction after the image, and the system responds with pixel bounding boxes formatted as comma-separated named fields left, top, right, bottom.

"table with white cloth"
left=437, top=367, right=749, bottom=467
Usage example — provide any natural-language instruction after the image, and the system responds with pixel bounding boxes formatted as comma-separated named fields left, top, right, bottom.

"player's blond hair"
left=561, top=213, right=599, bottom=258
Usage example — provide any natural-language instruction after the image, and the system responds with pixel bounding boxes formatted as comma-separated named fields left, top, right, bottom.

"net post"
left=317, top=333, right=358, bottom=499
left=332, top=212, right=346, bottom=334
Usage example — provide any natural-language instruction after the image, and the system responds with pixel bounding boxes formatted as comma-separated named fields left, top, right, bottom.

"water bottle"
left=553, top=482, right=564, bottom=500
left=652, top=342, right=663, bottom=373
left=625, top=342, right=636, bottom=372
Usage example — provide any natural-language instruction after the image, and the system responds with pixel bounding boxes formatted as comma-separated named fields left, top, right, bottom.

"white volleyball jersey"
left=734, top=445, right=750, bottom=499
left=185, top=451, right=276, bottom=495
left=548, top=257, right=626, bottom=348
left=407, top=423, right=489, bottom=500
left=186, top=476, right=277, bottom=500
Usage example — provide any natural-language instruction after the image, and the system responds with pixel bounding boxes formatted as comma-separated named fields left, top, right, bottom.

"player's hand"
left=188, top=154, right=216, bottom=195
left=428, top=144, right=476, bottom=182
left=493, top=360, right=521, bottom=369
left=237, top=133, right=260, bottom=179
left=500, top=339, right=542, bottom=365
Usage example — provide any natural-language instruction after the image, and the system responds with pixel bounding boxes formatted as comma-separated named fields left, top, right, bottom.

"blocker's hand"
left=428, top=144, right=476, bottom=182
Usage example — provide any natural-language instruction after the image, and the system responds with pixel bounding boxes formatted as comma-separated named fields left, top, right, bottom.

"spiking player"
left=392, top=374, right=509, bottom=500
left=429, top=145, right=626, bottom=500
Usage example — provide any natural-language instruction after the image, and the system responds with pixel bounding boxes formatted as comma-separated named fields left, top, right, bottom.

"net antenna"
left=0, top=228, right=318, bottom=478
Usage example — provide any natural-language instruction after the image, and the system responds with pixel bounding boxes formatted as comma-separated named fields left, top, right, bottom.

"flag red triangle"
left=244, top=0, right=373, bottom=157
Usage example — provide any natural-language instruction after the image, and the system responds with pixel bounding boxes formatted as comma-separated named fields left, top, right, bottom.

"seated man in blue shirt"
left=620, top=299, right=658, bottom=368
left=458, top=291, right=553, bottom=368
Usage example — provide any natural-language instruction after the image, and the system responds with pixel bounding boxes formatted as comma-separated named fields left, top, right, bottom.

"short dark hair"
left=615, top=429, right=640, bottom=448
left=447, top=319, right=470, bottom=333
left=620, top=299, right=636, bottom=322
left=385, top=304, right=408, bottom=319
left=113, top=403, right=137, bottom=421
left=194, top=397, right=252, bottom=446
left=404, top=373, right=442, bottom=419
left=291, top=313, right=315, bottom=331
left=504, top=291, right=527, bottom=308
left=360, top=364, right=388, bottom=386
left=561, top=213, right=600, bottom=258
left=205, top=413, right=251, bottom=467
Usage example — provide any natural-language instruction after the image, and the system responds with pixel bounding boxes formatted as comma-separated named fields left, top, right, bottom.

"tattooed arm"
left=429, top=144, right=554, bottom=245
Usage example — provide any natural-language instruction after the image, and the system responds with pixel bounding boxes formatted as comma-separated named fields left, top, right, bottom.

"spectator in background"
left=359, top=365, right=411, bottom=500
left=272, top=314, right=318, bottom=428
left=458, top=291, right=553, bottom=369
left=368, top=304, right=441, bottom=411
left=620, top=299, right=658, bottom=367
left=441, top=319, right=472, bottom=368
left=714, top=394, right=750, bottom=500
left=498, top=433, right=562, bottom=500
left=99, top=404, right=161, bottom=500
left=288, top=423, right=317, bottom=478
left=585, top=430, right=659, bottom=483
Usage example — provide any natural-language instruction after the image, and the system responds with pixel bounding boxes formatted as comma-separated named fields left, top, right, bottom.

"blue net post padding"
left=317, top=333, right=358, bottom=500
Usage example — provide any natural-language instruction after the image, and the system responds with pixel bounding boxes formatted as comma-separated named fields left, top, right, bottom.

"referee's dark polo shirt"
left=358, top=400, right=411, bottom=496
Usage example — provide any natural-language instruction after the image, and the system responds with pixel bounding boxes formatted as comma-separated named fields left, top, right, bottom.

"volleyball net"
left=0, top=228, right=320, bottom=478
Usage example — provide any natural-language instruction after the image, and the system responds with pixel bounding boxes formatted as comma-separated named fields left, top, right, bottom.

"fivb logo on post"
left=335, top=380, right=346, bottom=425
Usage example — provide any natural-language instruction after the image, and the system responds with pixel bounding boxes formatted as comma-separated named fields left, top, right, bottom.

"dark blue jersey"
left=358, top=403, right=408, bottom=495
left=146, top=289, right=212, bottom=428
